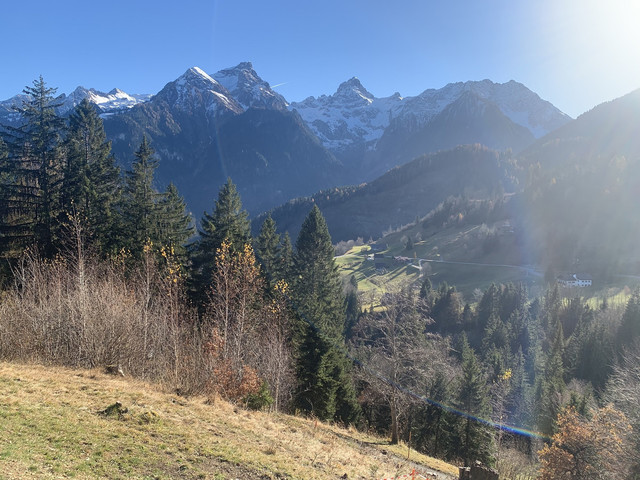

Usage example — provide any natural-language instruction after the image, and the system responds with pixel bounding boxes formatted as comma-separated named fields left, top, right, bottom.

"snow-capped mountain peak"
left=334, top=77, right=374, bottom=105
left=156, top=67, right=243, bottom=116
left=289, top=77, right=403, bottom=151
left=212, top=62, right=288, bottom=110
left=60, top=86, right=151, bottom=114
left=291, top=77, right=571, bottom=155
left=176, top=67, right=219, bottom=88
left=0, top=84, right=151, bottom=125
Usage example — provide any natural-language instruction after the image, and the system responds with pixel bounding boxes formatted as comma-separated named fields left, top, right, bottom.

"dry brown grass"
left=0, top=361, right=458, bottom=479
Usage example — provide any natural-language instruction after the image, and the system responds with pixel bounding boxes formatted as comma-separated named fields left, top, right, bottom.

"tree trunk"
left=390, top=389, right=399, bottom=444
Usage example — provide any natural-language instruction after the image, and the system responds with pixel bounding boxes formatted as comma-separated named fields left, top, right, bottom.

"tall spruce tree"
left=255, top=214, right=280, bottom=286
left=0, top=137, right=9, bottom=260
left=537, top=321, right=566, bottom=435
left=0, top=77, right=65, bottom=258
left=63, top=99, right=120, bottom=254
left=344, top=275, right=360, bottom=338
left=413, top=369, right=458, bottom=460
left=291, top=205, right=360, bottom=423
left=277, top=232, right=294, bottom=283
left=190, top=178, right=250, bottom=297
left=120, top=136, right=163, bottom=257
left=457, top=335, right=494, bottom=467
left=157, top=183, right=194, bottom=260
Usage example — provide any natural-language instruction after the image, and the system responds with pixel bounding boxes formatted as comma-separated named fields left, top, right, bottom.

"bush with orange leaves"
left=203, top=326, right=261, bottom=402
left=203, top=240, right=291, bottom=408
left=539, top=404, right=632, bottom=479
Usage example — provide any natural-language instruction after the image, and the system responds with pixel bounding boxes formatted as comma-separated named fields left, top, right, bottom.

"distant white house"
left=499, top=221, right=515, bottom=234
left=558, top=273, right=593, bottom=287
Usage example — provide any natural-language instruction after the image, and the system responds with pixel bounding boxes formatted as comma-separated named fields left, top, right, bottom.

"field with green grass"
left=0, top=362, right=459, bottom=480
left=337, top=219, right=640, bottom=306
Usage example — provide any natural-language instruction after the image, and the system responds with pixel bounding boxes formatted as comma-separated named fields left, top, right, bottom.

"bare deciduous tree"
left=351, top=286, right=432, bottom=444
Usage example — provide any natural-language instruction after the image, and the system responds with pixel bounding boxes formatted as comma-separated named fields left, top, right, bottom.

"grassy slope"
left=338, top=220, right=538, bottom=304
left=0, top=362, right=458, bottom=480
left=339, top=218, right=640, bottom=305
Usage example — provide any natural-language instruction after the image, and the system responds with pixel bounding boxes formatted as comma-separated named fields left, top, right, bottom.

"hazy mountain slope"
left=513, top=88, right=640, bottom=273
left=519, top=88, right=640, bottom=170
left=259, top=145, right=513, bottom=242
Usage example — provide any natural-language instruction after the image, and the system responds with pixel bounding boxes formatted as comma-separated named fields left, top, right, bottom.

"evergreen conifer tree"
left=419, top=277, right=432, bottom=300
left=538, top=321, right=566, bottom=435
left=277, top=232, right=294, bottom=283
left=414, top=370, right=458, bottom=459
left=509, top=347, right=532, bottom=428
left=255, top=214, right=280, bottom=285
left=0, top=77, right=65, bottom=257
left=477, top=283, right=500, bottom=335
left=617, top=289, right=640, bottom=350
left=291, top=205, right=360, bottom=423
left=157, top=183, right=194, bottom=261
left=190, top=178, right=250, bottom=296
left=457, top=335, right=494, bottom=467
left=63, top=99, right=120, bottom=254
left=0, top=137, right=9, bottom=259
left=344, top=275, right=361, bottom=338
left=120, top=136, right=163, bottom=257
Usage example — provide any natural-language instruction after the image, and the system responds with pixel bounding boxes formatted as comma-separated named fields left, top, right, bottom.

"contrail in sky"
left=271, top=82, right=288, bottom=89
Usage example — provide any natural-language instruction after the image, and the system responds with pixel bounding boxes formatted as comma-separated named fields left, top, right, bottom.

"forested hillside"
left=258, top=145, right=514, bottom=242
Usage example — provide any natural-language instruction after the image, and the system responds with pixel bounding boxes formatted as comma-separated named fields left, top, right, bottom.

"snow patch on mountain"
left=0, top=94, right=29, bottom=125
left=212, top=62, right=288, bottom=111
left=61, top=87, right=151, bottom=113
left=291, top=78, right=571, bottom=153
left=156, top=67, right=243, bottom=116
left=290, top=78, right=404, bottom=150
left=0, top=86, right=151, bottom=126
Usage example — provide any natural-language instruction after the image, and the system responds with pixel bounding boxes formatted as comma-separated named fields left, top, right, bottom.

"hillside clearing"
left=338, top=217, right=640, bottom=304
left=0, top=362, right=458, bottom=480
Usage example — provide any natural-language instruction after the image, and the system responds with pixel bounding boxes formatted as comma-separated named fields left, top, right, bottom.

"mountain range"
left=0, top=62, right=571, bottom=219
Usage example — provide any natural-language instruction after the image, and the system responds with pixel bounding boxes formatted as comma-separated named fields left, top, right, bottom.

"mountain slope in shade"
left=258, top=145, right=513, bottom=242
left=104, top=67, right=341, bottom=216
left=368, top=91, right=535, bottom=177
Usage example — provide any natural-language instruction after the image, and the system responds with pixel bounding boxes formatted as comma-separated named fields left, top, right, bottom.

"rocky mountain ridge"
left=289, top=77, right=571, bottom=157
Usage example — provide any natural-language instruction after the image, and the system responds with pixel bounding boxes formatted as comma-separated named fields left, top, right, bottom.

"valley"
left=3, top=58, right=640, bottom=479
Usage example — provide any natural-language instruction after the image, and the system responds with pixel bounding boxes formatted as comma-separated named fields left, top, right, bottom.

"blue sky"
left=1, top=0, right=638, bottom=118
